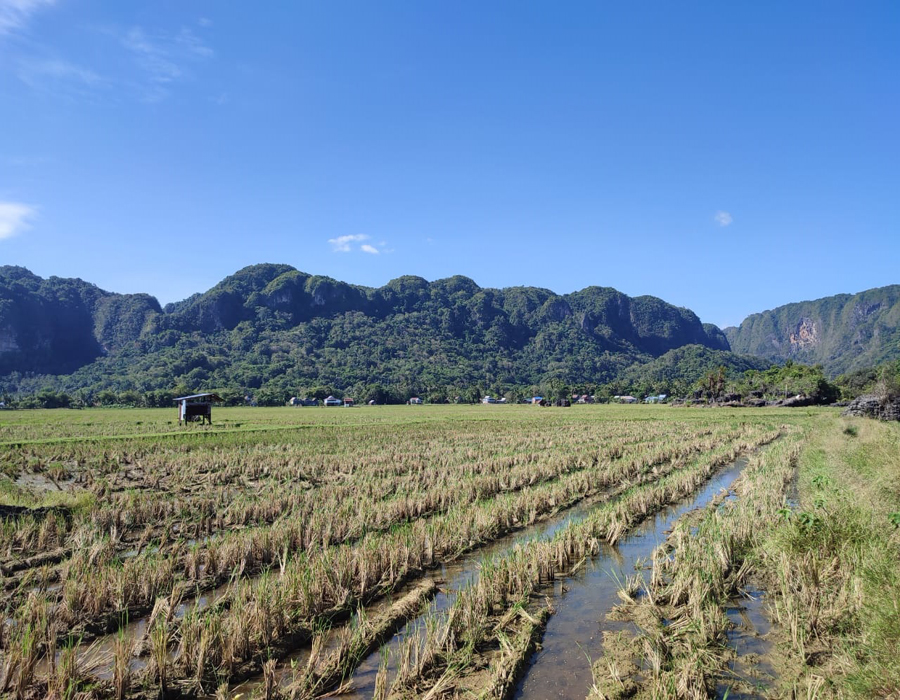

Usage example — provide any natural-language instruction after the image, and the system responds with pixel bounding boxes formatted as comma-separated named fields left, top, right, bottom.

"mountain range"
left=725, top=286, right=900, bottom=375
left=0, top=264, right=896, bottom=398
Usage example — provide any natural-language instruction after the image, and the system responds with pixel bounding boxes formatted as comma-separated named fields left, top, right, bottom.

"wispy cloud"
left=0, top=0, right=55, bottom=37
left=121, top=25, right=213, bottom=101
left=123, top=27, right=182, bottom=84
left=0, top=201, right=36, bottom=240
left=16, top=57, right=105, bottom=94
left=2, top=5, right=215, bottom=104
left=714, top=210, right=733, bottom=227
left=360, top=244, right=380, bottom=255
left=176, top=26, right=213, bottom=58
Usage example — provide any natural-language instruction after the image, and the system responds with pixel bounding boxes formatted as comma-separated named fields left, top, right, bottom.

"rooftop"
left=173, top=393, right=224, bottom=402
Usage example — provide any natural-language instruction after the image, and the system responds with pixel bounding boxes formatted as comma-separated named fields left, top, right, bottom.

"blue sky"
left=1, top=1, right=897, bottom=328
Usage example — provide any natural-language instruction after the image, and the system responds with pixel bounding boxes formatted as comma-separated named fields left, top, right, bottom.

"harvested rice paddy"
left=1, top=404, right=897, bottom=699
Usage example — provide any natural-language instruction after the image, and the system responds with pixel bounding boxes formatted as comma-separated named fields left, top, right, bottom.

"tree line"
left=5, top=360, right=883, bottom=410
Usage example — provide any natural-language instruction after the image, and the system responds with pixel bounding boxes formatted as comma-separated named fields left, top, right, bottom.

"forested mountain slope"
left=725, top=286, right=900, bottom=375
left=0, top=266, right=161, bottom=375
left=1, top=263, right=740, bottom=395
left=619, top=345, right=771, bottom=395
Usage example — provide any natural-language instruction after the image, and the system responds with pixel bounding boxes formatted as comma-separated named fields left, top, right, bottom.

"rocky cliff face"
left=0, top=266, right=162, bottom=375
left=0, top=325, right=18, bottom=353
left=789, top=317, right=820, bottom=350
left=725, top=285, right=900, bottom=375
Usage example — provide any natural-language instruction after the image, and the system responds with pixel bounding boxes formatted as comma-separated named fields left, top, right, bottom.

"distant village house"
left=289, top=397, right=319, bottom=407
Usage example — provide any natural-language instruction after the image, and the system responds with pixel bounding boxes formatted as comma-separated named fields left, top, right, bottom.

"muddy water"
left=227, top=490, right=614, bottom=698
left=512, top=458, right=749, bottom=700
left=15, top=472, right=76, bottom=492
left=718, top=589, right=775, bottom=699
left=333, top=459, right=748, bottom=699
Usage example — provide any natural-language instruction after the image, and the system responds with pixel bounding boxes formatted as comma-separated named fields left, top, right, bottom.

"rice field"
left=1, top=404, right=896, bottom=699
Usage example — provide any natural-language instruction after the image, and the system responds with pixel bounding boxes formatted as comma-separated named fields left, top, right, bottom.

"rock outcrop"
left=842, top=394, right=900, bottom=421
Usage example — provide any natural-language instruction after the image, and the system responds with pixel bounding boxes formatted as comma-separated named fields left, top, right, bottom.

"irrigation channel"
left=511, top=457, right=750, bottom=700
left=227, top=455, right=756, bottom=699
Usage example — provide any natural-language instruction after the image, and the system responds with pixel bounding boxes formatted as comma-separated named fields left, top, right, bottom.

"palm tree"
left=705, top=366, right=727, bottom=404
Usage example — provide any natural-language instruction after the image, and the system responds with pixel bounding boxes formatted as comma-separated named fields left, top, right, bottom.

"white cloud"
left=714, top=210, right=733, bottom=227
left=2, top=8, right=213, bottom=104
left=0, top=201, right=36, bottom=240
left=328, top=234, right=368, bottom=252
left=0, top=0, right=55, bottom=36
left=328, top=234, right=386, bottom=254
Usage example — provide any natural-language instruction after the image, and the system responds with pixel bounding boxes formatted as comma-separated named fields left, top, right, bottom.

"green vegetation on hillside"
left=0, top=266, right=159, bottom=375
left=725, top=285, right=900, bottom=375
left=6, top=265, right=893, bottom=405
left=615, top=344, right=771, bottom=398
left=836, top=358, right=900, bottom=398
left=0, top=264, right=735, bottom=400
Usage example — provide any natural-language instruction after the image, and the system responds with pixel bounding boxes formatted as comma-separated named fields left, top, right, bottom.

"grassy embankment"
left=765, top=413, right=900, bottom=697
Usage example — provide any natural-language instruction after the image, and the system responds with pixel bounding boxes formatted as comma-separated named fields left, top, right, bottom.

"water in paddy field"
left=717, top=589, right=776, bottom=699
left=33, top=581, right=230, bottom=681
left=512, top=458, right=749, bottom=700
left=345, top=499, right=607, bottom=697
left=228, top=487, right=614, bottom=698
left=337, top=458, right=750, bottom=700
left=217, top=455, right=754, bottom=699
left=29, top=455, right=756, bottom=699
